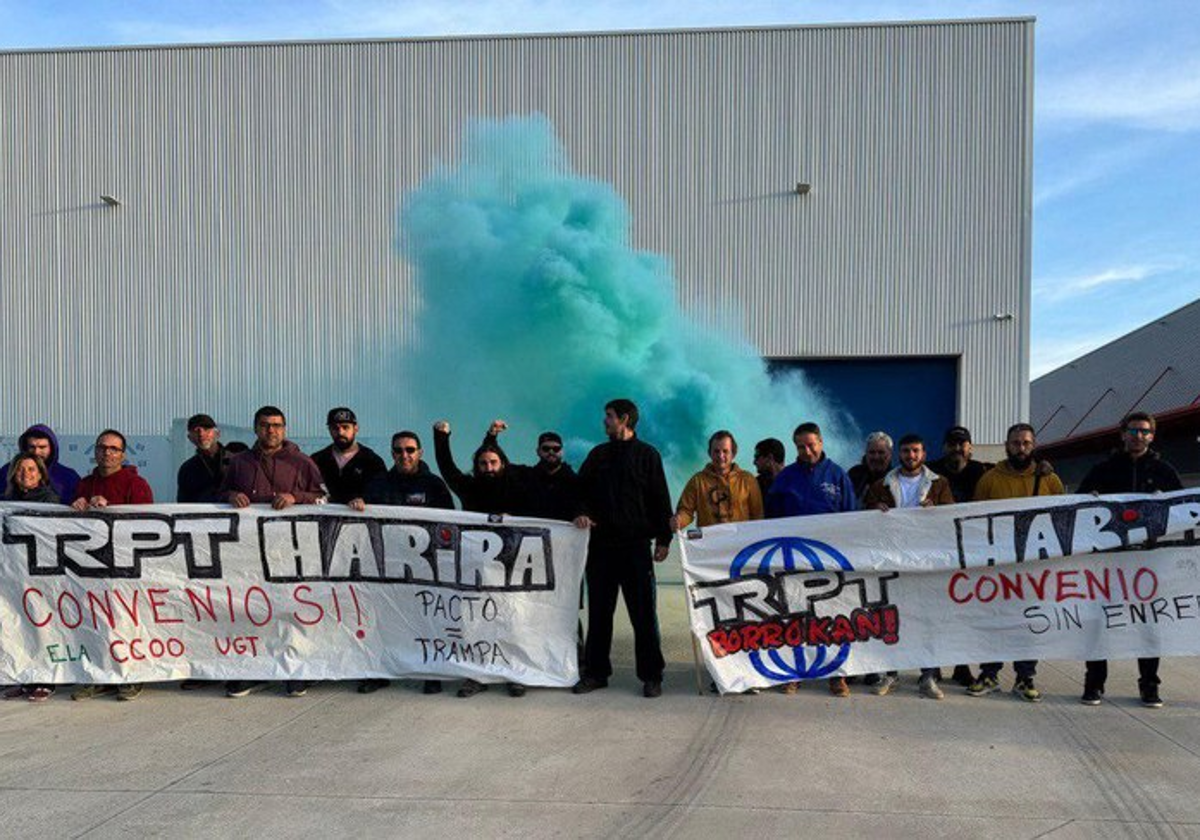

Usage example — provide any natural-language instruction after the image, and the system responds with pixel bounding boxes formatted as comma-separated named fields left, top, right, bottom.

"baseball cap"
left=187, top=413, right=217, bottom=430
left=943, top=426, right=972, bottom=444
left=327, top=407, right=357, bottom=426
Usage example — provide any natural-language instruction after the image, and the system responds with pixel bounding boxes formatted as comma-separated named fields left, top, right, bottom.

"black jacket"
left=515, top=462, right=580, bottom=521
left=312, top=444, right=388, bottom=504
left=364, top=463, right=455, bottom=510
left=433, top=430, right=527, bottom=515
left=1077, top=450, right=1183, bottom=495
left=177, top=445, right=232, bottom=503
left=928, top=457, right=993, bottom=504
left=481, top=432, right=580, bottom=520
left=577, top=436, right=673, bottom=547
left=4, top=484, right=60, bottom=503
left=848, top=460, right=889, bottom=501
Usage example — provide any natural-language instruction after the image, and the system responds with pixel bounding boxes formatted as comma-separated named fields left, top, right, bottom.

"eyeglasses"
left=540, top=445, right=562, bottom=453
left=1125, top=427, right=1153, bottom=437
left=393, top=446, right=419, bottom=454
left=95, top=445, right=125, bottom=453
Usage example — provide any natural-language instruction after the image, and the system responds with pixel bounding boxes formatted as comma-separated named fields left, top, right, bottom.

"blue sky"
left=3, top=0, right=1197, bottom=379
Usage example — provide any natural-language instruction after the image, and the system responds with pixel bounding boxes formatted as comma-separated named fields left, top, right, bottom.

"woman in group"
left=2, top=453, right=60, bottom=701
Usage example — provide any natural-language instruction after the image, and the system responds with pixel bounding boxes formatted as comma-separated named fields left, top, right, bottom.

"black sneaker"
left=572, top=676, right=608, bottom=694
left=225, top=681, right=261, bottom=698
left=456, top=679, right=487, bottom=698
left=643, top=680, right=663, bottom=698
left=507, top=683, right=526, bottom=698
left=951, top=665, right=976, bottom=687
left=357, top=679, right=390, bottom=694
left=422, top=680, right=443, bottom=695
left=1080, top=686, right=1103, bottom=706
left=1140, top=684, right=1163, bottom=708
left=285, top=681, right=310, bottom=698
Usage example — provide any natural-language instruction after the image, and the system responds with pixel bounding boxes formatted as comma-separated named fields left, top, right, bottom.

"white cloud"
left=1040, top=58, right=1200, bottom=132
left=1033, top=263, right=1175, bottom=304
left=1032, top=140, right=1157, bottom=208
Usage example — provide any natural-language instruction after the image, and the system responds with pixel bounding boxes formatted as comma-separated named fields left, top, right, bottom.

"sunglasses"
left=393, top=446, right=420, bottom=454
left=96, top=445, right=125, bottom=453
left=540, top=445, right=563, bottom=453
left=1125, top=428, right=1153, bottom=437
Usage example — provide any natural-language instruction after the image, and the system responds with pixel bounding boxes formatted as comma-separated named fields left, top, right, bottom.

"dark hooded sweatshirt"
left=0, top=425, right=82, bottom=502
left=220, top=440, right=327, bottom=504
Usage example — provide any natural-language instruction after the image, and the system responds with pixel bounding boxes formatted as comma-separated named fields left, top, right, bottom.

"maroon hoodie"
left=221, top=440, right=327, bottom=504
left=73, top=466, right=154, bottom=505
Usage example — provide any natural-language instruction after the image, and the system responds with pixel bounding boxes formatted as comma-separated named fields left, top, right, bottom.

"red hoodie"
left=73, top=466, right=154, bottom=505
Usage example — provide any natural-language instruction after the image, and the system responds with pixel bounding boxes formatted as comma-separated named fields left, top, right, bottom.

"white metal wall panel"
left=0, top=20, right=1032, bottom=442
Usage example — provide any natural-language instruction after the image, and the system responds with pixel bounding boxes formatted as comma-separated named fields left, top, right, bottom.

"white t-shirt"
left=897, top=473, right=923, bottom=508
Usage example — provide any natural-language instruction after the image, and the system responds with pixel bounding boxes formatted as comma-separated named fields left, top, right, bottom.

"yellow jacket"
left=974, top=460, right=1065, bottom=501
left=675, top=463, right=764, bottom=529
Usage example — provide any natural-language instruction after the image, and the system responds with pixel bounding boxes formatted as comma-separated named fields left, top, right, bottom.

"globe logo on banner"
left=728, top=536, right=854, bottom=681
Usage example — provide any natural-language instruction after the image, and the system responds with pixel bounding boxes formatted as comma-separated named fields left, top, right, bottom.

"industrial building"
left=0, top=19, right=1034, bottom=496
left=1032, top=299, right=1200, bottom=488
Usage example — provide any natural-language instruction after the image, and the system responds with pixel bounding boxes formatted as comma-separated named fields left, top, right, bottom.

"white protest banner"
left=0, top=503, right=588, bottom=685
left=680, top=490, right=1200, bottom=694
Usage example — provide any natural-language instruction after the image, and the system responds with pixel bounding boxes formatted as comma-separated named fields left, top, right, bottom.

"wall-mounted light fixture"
left=993, top=312, right=1015, bottom=321
left=795, top=182, right=811, bottom=195
left=100, top=195, right=121, bottom=207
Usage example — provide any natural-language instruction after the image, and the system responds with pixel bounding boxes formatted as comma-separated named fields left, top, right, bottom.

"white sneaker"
left=872, top=674, right=898, bottom=696
left=918, top=674, right=944, bottom=700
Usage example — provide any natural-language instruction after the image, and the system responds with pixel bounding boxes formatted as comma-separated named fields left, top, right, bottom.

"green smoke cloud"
left=399, top=115, right=857, bottom=488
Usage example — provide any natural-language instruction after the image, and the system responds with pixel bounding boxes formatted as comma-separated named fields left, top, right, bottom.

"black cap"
left=327, top=407, right=357, bottom=426
left=944, top=426, right=972, bottom=444
left=187, top=413, right=217, bottom=430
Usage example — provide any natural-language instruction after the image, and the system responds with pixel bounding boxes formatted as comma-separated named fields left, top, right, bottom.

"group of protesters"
left=0, top=400, right=1183, bottom=708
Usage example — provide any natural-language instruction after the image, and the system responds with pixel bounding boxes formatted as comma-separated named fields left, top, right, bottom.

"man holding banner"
left=967, top=423, right=1064, bottom=702
left=863, top=433, right=954, bottom=699
left=1078, top=412, right=1182, bottom=708
left=765, top=421, right=858, bottom=697
left=222, top=406, right=327, bottom=698
left=70, top=429, right=154, bottom=702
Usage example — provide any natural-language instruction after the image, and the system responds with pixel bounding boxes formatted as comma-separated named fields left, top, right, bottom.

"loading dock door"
left=769, top=358, right=958, bottom=455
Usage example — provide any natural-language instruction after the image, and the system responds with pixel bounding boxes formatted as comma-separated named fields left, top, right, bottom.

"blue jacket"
left=765, top=454, right=857, bottom=518
left=2, top=424, right=81, bottom=502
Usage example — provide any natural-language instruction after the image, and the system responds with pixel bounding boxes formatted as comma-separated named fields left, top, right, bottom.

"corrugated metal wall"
left=0, top=19, right=1033, bottom=442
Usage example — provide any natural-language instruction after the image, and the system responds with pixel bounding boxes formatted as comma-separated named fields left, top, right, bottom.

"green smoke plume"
left=399, top=115, right=856, bottom=488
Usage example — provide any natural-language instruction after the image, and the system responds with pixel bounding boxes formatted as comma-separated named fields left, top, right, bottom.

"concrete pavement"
left=2, top=581, right=1199, bottom=839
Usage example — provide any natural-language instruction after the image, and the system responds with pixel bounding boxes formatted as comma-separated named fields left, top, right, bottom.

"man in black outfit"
left=358, top=430, right=455, bottom=695
left=312, top=407, right=387, bottom=505
left=572, top=398, right=673, bottom=698
left=1078, top=411, right=1183, bottom=709
left=483, top=419, right=580, bottom=521
left=928, top=425, right=993, bottom=504
left=177, top=414, right=231, bottom=503
left=359, top=430, right=455, bottom=512
left=432, top=418, right=531, bottom=698
left=752, top=437, right=786, bottom=500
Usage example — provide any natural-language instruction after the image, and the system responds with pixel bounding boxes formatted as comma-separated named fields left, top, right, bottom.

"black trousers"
left=1085, top=658, right=1160, bottom=690
left=980, top=660, right=1037, bottom=680
left=581, top=541, right=665, bottom=684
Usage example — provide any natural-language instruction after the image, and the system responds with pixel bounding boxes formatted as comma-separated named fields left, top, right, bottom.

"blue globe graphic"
left=728, top=536, right=854, bottom=681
